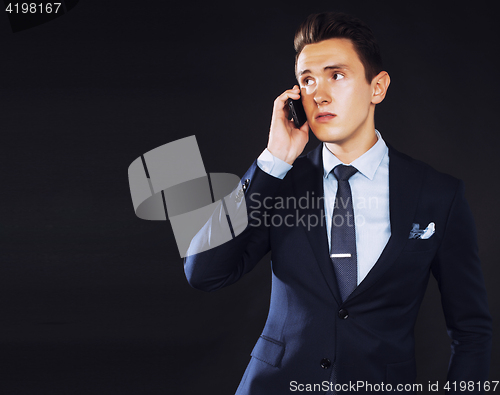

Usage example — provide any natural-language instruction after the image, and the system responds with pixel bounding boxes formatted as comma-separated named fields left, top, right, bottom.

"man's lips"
left=315, top=112, right=336, bottom=122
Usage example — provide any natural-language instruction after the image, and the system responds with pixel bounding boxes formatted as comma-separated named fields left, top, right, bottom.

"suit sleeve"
left=183, top=161, right=284, bottom=292
left=430, top=180, right=492, bottom=392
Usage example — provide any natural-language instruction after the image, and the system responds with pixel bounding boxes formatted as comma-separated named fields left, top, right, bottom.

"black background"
left=0, top=1, right=498, bottom=394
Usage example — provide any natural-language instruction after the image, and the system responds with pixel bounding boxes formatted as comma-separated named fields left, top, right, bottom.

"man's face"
left=296, top=38, right=377, bottom=147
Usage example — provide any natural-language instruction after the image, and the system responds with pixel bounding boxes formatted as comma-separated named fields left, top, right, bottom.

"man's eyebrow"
left=296, top=64, right=349, bottom=77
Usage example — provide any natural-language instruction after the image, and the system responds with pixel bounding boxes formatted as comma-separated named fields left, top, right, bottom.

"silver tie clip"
left=330, top=253, right=352, bottom=258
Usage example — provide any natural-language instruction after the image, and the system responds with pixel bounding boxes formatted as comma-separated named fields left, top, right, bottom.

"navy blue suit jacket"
left=184, top=143, right=492, bottom=394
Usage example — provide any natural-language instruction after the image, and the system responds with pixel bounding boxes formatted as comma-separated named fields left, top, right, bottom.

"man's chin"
left=310, top=127, right=346, bottom=144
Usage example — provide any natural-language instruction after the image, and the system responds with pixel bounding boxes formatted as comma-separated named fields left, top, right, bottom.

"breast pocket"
left=402, top=237, right=438, bottom=254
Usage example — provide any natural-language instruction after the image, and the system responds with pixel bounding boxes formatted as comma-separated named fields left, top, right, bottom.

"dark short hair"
left=294, top=12, right=383, bottom=83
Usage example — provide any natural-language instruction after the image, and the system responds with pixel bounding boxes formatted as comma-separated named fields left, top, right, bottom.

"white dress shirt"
left=257, top=130, right=391, bottom=284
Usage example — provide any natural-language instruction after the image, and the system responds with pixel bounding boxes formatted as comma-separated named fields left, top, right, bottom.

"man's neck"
left=325, top=130, right=378, bottom=164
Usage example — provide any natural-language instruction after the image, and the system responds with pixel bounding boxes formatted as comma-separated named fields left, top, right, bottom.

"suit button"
left=338, top=309, right=349, bottom=319
left=320, top=358, right=331, bottom=369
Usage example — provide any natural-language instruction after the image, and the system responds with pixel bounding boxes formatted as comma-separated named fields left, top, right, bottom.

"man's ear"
left=371, top=71, right=390, bottom=104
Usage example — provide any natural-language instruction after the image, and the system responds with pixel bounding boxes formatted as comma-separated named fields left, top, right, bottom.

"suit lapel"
left=292, top=144, right=343, bottom=304
left=292, top=143, right=424, bottom=305
left=346, top=145, right=424, bottom=302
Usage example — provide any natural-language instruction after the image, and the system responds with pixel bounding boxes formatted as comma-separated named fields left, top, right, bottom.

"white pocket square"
left=409, top=222, right=435, bottom=239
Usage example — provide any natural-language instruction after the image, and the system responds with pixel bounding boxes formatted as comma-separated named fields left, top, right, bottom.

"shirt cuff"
left=257, top=148, right=293, bottom=179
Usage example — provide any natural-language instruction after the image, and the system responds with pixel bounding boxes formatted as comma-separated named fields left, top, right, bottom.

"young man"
left=184, top=12, right=492, bottom=394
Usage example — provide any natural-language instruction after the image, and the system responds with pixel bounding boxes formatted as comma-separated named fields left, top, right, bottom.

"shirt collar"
left=322, top=130, right=388, bottom=181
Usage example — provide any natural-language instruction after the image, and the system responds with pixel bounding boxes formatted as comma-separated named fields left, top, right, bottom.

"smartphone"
left=288, top=97, right=307, bottom=128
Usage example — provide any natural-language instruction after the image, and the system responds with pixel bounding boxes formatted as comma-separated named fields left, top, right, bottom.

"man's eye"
left=333, top=73, right=344, bottom=81
left=304, top=78, right=314, bottom=86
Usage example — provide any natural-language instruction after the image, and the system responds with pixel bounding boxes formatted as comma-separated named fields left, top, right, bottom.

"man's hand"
left=267, top=85, right=309, bottom=165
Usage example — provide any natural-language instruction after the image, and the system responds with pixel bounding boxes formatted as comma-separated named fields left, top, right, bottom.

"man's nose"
left=314, top=81, right=331, bottom=105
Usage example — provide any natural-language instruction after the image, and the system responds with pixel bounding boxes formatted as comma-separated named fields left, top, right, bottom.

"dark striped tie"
left=330, top=164, right=358, bottom=302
